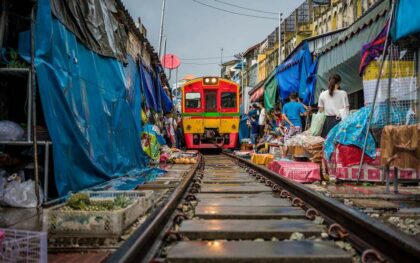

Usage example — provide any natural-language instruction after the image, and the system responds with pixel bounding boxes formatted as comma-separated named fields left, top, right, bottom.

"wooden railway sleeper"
left=361, top=249, right=386, bottom=263
left=328, top=223, right=349, bottom=240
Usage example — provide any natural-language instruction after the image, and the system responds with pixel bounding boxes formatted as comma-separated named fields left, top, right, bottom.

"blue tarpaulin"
left=20, top=0, right=148, bottom=195
left=154, top=67, right=173, bottom=113
left=140, top=63, right=158, bottom=111
left=305, top=58, right=318, bottom=105
left=238, top=116, right=250, bottom=142
left=275, top=42, right=314, bottom=104
left=391, top=0, right=420, bottom=41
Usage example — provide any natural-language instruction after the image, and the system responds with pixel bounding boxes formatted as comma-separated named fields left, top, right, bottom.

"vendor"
left=249, top=115, right=259, bottom=148
left=318, top=74, right=349, bottom=138
left=282, top=92, right=307, bottom=140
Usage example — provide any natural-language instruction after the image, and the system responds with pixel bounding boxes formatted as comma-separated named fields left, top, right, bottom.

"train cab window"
left=185, top=92, right=201, bottom=109
left=221, top=92, right=237, bottom=108
left=205, top=90, right=217, bottom=112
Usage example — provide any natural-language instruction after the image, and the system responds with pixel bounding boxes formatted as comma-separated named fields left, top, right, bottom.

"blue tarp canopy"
left=140, top=63, right=159, bottom=111
left=155, top=67, right=173, bottom=113
left=391, top=0, right=420, bottom=41
left=20, top=0, right=148, bottom=195
left=275, top=42, right=314, bottom=104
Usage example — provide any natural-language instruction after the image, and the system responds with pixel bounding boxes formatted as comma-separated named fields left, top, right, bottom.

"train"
left=181, top=76, right=240, bottom=149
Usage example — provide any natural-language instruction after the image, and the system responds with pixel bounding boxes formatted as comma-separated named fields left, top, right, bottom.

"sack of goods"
left=310, top=112, right=326, bottom=136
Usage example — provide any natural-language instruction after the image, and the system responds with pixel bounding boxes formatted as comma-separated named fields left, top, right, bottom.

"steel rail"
left=106, top=155, right=202, bottom=263
left=225, top=152, right=420, bottom=262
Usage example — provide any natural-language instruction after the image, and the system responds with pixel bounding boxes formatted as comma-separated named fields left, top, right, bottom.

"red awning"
left=250, top=86, right=264, bottom=102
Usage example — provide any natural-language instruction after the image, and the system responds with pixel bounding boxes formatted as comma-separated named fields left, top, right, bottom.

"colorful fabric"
left=359, top=23, right=388, bottom=76
left=141, top=124, right=165, bottom=160
left=324, top=106, right=376, bottom=160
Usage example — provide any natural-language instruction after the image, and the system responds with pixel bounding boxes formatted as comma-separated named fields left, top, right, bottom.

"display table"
left=268, top=160, right=321, bottom=183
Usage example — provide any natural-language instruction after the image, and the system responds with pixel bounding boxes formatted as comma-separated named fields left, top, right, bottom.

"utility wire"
left=183, top=62, right=222, bottom=65
left=191, top=0, right=278, bottom=20
left=213, top=0, right=278, bottom=15
left=181, top=55, right=236, bottom=61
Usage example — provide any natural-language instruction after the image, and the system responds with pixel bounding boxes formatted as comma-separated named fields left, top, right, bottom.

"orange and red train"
left=181, top=76, right=240, bottom=149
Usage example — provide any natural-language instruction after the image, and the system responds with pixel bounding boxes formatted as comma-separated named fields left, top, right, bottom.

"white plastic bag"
left=0, top=121, right=24, bottom=141
left=310, top=112, right=326, bottom=136
left=3, top=180, right=42, bottom=208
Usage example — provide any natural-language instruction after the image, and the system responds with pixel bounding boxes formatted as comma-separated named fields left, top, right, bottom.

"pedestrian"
left=257, top=103, right=266, bottom=138
left=318, top=74, right=349, bottom=138
left=282, top=92, right=307, bottom=140
left=175, top=113, right=185, bottom=149
left=249, top=115, right=259, bottom=149
left=164, top=113, right=177, bottom=147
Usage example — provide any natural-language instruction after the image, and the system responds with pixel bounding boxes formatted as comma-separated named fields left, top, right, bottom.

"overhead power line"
left=181, top=55, right=236, bottom=61
left=213, top=0, right=278, bottom=15
left=182, top=62, right=221, bottom=65
left=191, top=0, right=278, bottom=20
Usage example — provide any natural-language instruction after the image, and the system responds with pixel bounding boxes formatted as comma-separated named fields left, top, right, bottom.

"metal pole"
left=158, top=0, right=166, bottom=57
left=278, top=13, right=282, bottom=65
left=241, top=55, right=244, bottom=102
left=27, top=71, right=32, bottom=142
left=175, top=67, right=178, bottom=96
left=30, top=2, right=40, bottom=206
left=393, top=167, right=399, bottom=194
left=44, top=142, right=49, bottom=202
left=220, top=48, right=223, bottom=66
left=283, top=17, right=286, bottom=60
left=385, top=44, right=393, bottom=193
left=357, top=0, right=396, bottom=183
left=417, top=48, right=420, bottom=123
left=163, top=35, right=167, bottom=75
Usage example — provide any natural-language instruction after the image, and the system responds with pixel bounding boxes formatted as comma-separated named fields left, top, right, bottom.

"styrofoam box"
left=45, top=190, right=154, bottom=238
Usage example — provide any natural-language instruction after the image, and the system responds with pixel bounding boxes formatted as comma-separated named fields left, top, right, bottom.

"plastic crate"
left=0, top=228, right=47, bottom=263
left=46, top=190, right=153, bottom=238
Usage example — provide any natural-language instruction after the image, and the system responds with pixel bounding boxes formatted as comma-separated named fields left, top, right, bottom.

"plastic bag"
left=3, top=180, right=42, bottom=208
left=0, top=121, right=24, bottom=141
left=310, top=112, right=326, bottom=136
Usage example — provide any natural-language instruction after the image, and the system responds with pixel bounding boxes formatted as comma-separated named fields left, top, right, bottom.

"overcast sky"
left=122, top=0, right=304, bottom=84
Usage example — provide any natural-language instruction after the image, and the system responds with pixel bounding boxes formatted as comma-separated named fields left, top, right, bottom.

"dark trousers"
left=321, top=116, right=341, bottom=138
left=258, top=125, right=264, bottom=138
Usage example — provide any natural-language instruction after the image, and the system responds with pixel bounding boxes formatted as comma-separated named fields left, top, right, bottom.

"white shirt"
left=258, top=108, right=266, bottom=125
left=318, top=90, right=349, bottom=117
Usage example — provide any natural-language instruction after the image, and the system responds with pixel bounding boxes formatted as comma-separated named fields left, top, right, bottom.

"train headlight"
left=203, top=77, right=218, bottom=85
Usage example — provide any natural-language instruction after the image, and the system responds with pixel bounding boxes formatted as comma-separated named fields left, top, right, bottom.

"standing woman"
left=318, top=74, right=349, bottom=138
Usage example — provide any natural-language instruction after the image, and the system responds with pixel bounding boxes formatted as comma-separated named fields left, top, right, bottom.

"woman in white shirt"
left=318, top=74, right=349, bottom=138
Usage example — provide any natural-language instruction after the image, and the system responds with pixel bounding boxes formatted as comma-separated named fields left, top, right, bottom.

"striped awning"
left=250, top=86, right=264, bottom=102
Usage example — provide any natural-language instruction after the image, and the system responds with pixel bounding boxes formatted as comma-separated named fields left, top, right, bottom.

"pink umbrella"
left=161, top=54, right=180, bottom=69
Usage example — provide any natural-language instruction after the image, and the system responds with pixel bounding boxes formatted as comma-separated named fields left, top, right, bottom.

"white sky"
left=123, top=0, right=304, bottom=84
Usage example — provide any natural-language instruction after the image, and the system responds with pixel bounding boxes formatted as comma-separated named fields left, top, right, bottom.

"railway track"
left=107, top=153, right=420, bottom=263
